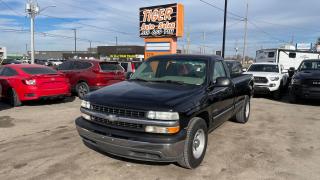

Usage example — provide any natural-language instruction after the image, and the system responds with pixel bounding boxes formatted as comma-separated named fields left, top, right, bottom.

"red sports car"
left=0, top=64, right=71, bottom=106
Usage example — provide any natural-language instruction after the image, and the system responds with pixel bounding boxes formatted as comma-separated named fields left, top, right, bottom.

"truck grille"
left=91, top=116, right=144, bottom=130
left=254, top=77, right=268, bottom=83
left=91, top=104, right=146, bottom=119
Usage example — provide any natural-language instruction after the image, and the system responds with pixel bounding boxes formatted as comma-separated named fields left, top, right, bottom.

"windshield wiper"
left=151, top=80, right=185, bottom=85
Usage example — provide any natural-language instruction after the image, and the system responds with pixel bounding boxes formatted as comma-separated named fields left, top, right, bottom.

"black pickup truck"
left=289, top=59, right=320, bottom=103
left=76, top=55, right=253, bottom=169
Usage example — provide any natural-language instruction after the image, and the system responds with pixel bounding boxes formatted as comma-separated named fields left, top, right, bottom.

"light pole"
left=26, top=0, right=55, bottom=64
left=222, top=0, right=228, bottom=58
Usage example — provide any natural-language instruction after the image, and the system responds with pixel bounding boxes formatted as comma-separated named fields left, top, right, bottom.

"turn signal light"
left=145, top=126, right=180, bottom=134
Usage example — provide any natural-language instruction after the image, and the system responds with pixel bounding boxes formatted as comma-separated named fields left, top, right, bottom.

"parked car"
left=120, top=61, right=143, bottom=78
left=76, top=54, right=253, bottom=169
left=57, top=60, right=125, bottom=99
left=0, top=59, right=21, bottom=65
left=289, top=59, right=320, bottom=103
left=225, top=60, right=245, bottom=77
left=244, top=62, right=288, bottom=99
left=0, top=64, right=71, bottom=107
left=46, top=59, right=65, bottom=66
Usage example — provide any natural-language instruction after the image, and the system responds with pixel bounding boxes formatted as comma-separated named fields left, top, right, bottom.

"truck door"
left=208, top=61, right=234, bottom=128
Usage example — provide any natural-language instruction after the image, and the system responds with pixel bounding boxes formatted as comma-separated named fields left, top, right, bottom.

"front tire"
left=289, top=91, right=299, bottom=104
left=178, top=117, right=208, bottom=169
left=234, top=95, right=250, bottom=123
left=76, top=82, right=90, bottom=99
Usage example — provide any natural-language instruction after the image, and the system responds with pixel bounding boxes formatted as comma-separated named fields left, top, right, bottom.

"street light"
left=26, top=0, right=56, bottom=64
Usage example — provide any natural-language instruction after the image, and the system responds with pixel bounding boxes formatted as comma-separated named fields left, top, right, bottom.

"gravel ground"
left=0, top=97, right=319, bottom=180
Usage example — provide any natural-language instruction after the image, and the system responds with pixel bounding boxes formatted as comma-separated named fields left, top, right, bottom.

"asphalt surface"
left=0, top=96, right=319, bottom=180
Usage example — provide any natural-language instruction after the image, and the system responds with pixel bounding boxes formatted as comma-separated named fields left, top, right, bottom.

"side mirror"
left=215, top=77, right=232, bottom=87
left=242, top=68, right=247, bottom=72
left=126, top=72, right=133, bottom=79
left=288, top=67, right=295, bottom=77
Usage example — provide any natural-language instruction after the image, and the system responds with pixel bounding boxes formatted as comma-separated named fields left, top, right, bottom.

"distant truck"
left=289, top=59, right=320, bottom=103
left=76, top=54, right=253, bottom=169
left=256, top=48, right=320, bottom=74
left=244, top=63, right=289, bottom=99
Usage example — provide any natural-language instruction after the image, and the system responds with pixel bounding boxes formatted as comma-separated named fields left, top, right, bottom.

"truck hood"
left=244, top=71, right=279, bottom=77
left=87, top=81, right=203, bottom=111
left=294, top=70, right=320, bottom=80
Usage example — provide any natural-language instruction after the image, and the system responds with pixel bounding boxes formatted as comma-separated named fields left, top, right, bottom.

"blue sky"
left=0, top=0, right=320, bottom=57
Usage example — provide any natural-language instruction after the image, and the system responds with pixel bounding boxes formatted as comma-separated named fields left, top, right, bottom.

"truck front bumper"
left=75, top=117, right=186, bottom=162
left=290, top=85, right=320, bottom=99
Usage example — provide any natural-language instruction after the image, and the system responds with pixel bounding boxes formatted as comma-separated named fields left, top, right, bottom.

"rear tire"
left=8, top=88, right=21, bottom=107
left=178, top=117, right=208, bottom=169
left=234, top=95, right=250, bottom=123
left=76, top=82, right=90, bottom=99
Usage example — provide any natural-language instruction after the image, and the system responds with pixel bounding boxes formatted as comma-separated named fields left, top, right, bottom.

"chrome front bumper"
left=76, top=117, right=185, bottom=162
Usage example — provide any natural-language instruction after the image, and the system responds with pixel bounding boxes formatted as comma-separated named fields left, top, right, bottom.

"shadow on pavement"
left=22, top=96, right=77, bottom=107
left=0, top=101, right=12, bottom=111
left=253, top=92, right=320, bottom=106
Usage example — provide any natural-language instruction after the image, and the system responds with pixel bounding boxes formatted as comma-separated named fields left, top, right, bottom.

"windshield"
left=299, top=60, right=320, bottom=71
left=131, top=59, right=207, bottom=85
left=248, top=64, right=279, bottom=73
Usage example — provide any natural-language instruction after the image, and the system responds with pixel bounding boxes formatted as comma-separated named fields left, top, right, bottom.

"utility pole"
left=242, top=2, right=248, bottom=65
left=222, top=0, right=228, bottom=58
left=89, top=40, right=92, bottom=53
left=115, top=36, right=118, bottom=46
left=202, top=32, right=206, bottom=54
left=26, top=1, right=55, bottom=64
left=187, top=30, right=190, bottom=54
left=72, top=28, right=77, bottom=53
left=26, top=0, right=39, bottom=64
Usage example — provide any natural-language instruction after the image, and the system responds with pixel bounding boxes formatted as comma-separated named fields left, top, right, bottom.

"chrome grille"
left=91, top=116, right=144, bottom=130
left=254, top=76, right=268, bottom=83
left=91, top=104, right=146, bottom=119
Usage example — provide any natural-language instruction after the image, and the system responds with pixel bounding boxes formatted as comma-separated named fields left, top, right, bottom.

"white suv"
left=244, top=63, right=288, bottom=99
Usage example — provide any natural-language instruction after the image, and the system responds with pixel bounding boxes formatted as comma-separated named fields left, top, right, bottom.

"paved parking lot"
left=0, top=97, right=320, bottom=180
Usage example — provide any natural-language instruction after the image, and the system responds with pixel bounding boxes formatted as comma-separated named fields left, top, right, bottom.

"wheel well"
left=77, top=80, right=87, bottom=85
left=196, top=111, right=210, bottom=128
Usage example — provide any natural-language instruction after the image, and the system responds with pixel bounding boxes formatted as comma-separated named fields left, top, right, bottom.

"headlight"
left=145, top=126, right=180, bottom=134
left=292, top=79, right=301, bottom=85
left=269, top=77, right=280, bottom=81
left=146, top=111, right=179, bottom=120
left=81, top=100, right=91, bottom=109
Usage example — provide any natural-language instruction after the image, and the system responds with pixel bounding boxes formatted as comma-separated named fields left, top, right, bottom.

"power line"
left=0, top=0, right=24, bottom=16
left=199, top=0, right=244, bottom=21
left=0, top=27, right=114, bottom=44
left=248, top=21, right=287, bottom=43
left=41, top=14, right=135, bottom=36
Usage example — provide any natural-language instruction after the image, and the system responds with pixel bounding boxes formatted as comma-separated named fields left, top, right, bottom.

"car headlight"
left=81, top=100, right=91, bottom=109
left=146, top=111, right=179, bottom=120
left=269, top=77, right=280, bottom=81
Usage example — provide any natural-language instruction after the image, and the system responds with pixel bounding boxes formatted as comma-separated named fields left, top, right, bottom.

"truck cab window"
left=289, top=53, right=296, bottom=58
left=212, top=61, right=227, bottom=82
left=268, top=52, right=275, bottom=58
